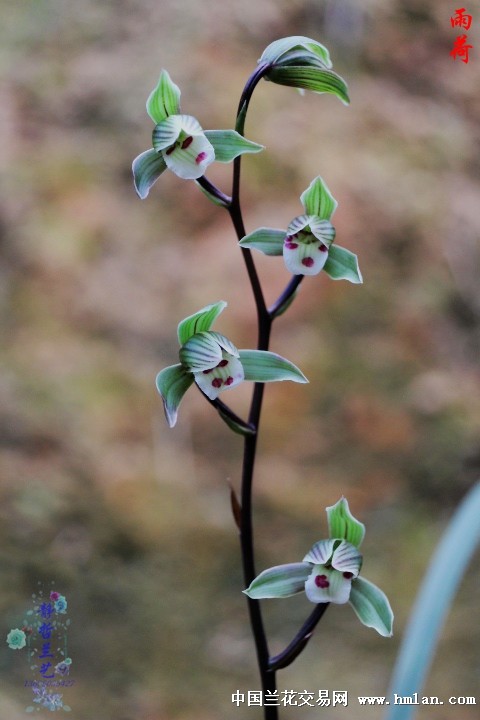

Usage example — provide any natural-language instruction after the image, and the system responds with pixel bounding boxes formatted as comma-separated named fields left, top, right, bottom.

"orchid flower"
left=156, top=301, right=308, bottom=427
left=240, top=176, right=362, bottom=282
left=244, top=497, right=393, bottom=637
left=133, top=70, right=264, bottom=197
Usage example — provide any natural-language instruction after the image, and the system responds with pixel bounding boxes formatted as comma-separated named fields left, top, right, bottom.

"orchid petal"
left=300, top=176, right=338, bottom=219
left=164, top=130, right=215, bottom=180
left=147, top=70, right=181, bottom=124
left=179, top=332, right=223, bottom=372
left=305, top=565, right=353, bottom=604
left=327, top=497, right=365, bottom=548
left=323, top=245, right=363, bottom=284
left=177, top=301, right=227, bottom=345
left=244, top=562, right=312, bottom=599
left=194, top=353, right=244, bottom=400
left=331, top=540, right=362, bottom=576
left=303, top=538, right=336, bottom=565
left=238, top=350, right=308, bottom=384
left=283, top=237, right=330, bottom=276
left=239, top=228, right=286, bottom=256
left=132, top=149, right=167, bottom=199
left=152, top=115, right=183, bottom=151
left=349, top=577, right=394, bottom=637
left=308, top=217, right=336, bottom=245
left=155, top=363, right=194, bottom=428
left=204, top=130, right=264, bottom=162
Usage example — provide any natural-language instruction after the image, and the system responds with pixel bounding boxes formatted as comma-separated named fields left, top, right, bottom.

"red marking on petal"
left=302, top=257, right=314, bottom=267
left=319, top=244, right=328, bottom=252
left=195, top=152, right=207, bottom=164
left=285, top=242, right=298, bottom=249
left=217, top=359, right=228, bottom=368
left=202, top=368, right=213, bottom=374
left=212, top=378, right=223, bottom=388
left=314, top=574, right=330, bottom=589
left=343, top=572, right=354, bottom=579
left=181, top=136, right=193, bottom=149
left=224, top=376, right=234, bottom=386
left=165, top=145, right=176, bottom=156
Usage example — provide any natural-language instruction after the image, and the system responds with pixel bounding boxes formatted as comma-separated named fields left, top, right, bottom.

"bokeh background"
left=1, top=0, right=479, bottom=718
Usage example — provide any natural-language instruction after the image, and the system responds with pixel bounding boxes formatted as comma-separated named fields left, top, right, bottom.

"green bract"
left=133, top=70, right=264, bottom=197
left=156, top=302, right=308, bottom=427
left=240, top=177, right=362, bottom=282
left=259, top=36, right=349, bottom=105
left=244, top=497, right=393, bottom=637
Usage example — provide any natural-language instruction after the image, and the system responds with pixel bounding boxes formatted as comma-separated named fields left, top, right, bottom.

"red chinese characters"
left=450, top=8, right=474, bottom=62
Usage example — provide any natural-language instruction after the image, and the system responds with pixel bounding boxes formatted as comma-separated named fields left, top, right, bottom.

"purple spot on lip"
left=181, top=136, right=193, bottom=149
left=195, top=152, right=207, bottom=164
left=302, top=257, right=314, bottom=267
left=212, top=378, right=223, bottom=388
left=314, top=574, right=330, bottom=589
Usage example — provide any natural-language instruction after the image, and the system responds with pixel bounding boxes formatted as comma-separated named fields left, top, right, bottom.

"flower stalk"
left=133, top=36, right=392, bottom=720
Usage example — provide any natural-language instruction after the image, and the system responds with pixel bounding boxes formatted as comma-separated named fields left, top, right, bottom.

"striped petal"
left=179, top=332, right=223, bottom=372
left=147, top=70, right=181, bottom=124
left=309, top=217, right=336, bottom=245
left=303, top=538, right=336, bottom=565
left=244, top=562, right=312, bottom=599
left=204, top=130, right=264, bottom=163
left=331, top=540, right=362, bottom=577
left=152, top=115, right=183, bottom=151
left=132, top=149, right=167, bottom=199
left=300, top=176, right=337, bottom=219
left=155, top=363, right=194, bottom=428
left=177, top=301, right=227, bottom=345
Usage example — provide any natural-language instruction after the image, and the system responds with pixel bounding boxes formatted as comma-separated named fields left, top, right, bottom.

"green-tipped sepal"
left=132, top=149, right=167, bottom=199
left=156, top=364, right=194, bottom=428
left=204, top=130, right=264, bottom=162
left=349, top=576, right=394, bottom=637
left=177, top=301, right=227, bottom=345
left=239, top=228, right=285, bottom=256
left=147, top=69, right=181, bottom=124
left=323, top=245, right=363, bottom=284
left=300, top=176, right=337, bottom=219
left=238, top=350, right=308, bottom=384
left=244, top=563, right=311, bottom=599
left=326, top=497, right=365, bottom=548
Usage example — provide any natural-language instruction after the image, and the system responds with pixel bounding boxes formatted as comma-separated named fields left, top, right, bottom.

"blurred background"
left=1, top=0, right=479, bottom=718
